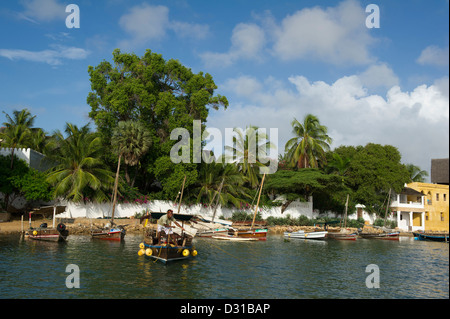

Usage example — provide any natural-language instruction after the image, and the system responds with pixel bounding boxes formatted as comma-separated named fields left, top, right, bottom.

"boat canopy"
left=140, top=212, right=195, bottom=223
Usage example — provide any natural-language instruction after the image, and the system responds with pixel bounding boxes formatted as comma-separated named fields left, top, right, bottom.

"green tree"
left=285, top=114, right=332, bottom=169
left=334, top=143, right=410, bottom=215
left=45, top=123, right=115, bottom=202
left=224, top=126, right=275, bottom=188
left=10, top=168, right=54, bottom=203
left=264, top=168, right=344, bottom=213
left=194, top=161, right=251, bottom=208
left=87, top=49, right=228, bottom=196
left=0, top=155, right=29, bottom=211
left=0, top=109, right=36, bottom=169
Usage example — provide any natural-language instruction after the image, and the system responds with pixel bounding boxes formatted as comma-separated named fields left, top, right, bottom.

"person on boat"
left=157, top=209, right=185, bottom=243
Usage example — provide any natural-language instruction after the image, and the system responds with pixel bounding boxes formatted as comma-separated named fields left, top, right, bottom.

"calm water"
left=0, top=233, right=448, bottom=299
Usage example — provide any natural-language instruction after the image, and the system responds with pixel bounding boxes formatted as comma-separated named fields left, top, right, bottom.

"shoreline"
left=0, top=217, right=413, bottom=236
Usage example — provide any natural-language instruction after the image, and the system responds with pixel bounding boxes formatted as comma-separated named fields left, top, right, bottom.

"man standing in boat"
left=157, top=209, right=185, bottom=242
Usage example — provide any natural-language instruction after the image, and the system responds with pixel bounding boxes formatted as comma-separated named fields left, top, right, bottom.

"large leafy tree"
left=285, top=114, right=332, bottom=169
left=334, top=143, right=410, bottom=215
left=45, top=123, right=115, bottom=202
left=87, top=49, right=228, bottom=197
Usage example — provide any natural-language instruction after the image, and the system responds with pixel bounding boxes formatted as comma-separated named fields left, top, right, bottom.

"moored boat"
left=358, top=231, right=400, bottom=240
left=25, top=223, right=69, bottom=242
left=91, top=226, right=126, bottom=241
left=414, top=231, right=449, bottom=242
left=327, top=231, right=357, bottom=240
left=284, top=230, right=328, bottom=240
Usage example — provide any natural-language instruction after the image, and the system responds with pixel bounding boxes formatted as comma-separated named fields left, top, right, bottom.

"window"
left=436, top=193, right=439, bottom=201
left=444, top=194, right=447, bottom=201
left=441, top=212, right=445, bottom=222
left=425, top=212, right=429, bottom=221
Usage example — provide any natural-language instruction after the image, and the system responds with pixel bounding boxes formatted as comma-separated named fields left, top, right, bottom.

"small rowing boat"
left=284, top=230, right=328, bottom=240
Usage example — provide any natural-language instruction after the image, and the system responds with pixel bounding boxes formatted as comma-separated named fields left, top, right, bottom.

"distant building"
left=431, top=158, right=449, bottom=185
left=0, top=147, right=52, bottom=172
left=391, top=187, right=425, bottom=232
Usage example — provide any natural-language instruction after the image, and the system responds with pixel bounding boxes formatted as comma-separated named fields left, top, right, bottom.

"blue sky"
left=0, top=0, right=448, bottom=178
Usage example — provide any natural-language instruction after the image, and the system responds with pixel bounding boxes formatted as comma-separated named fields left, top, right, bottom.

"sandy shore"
left=1, top=217, right=358, bottom=235
left=1, top=217, right=411, bottom=236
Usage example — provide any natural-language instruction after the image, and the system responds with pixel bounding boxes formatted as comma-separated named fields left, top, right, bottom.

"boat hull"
left=25, top=227, right=68, bottom=242
left=231, top=228, right=267, bottom=240
left=416, top=232, right=449, bottom=242
left=359, top=232, right=400, bottom=240
left=140, top=229, right=196, bottom=263
left=91, top=229, right=126, bottom=241
left=327, top=232, right=357, bottom=240
left=284, top=231, right=328, bottom=240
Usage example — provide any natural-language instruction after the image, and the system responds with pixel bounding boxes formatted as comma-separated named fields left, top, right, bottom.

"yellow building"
left=408, top=182, right=449, bottom=232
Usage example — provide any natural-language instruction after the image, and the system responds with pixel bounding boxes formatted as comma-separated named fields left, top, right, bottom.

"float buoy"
left=145, top=248, right=152, bottom=256
left=182, top=249, right=190, bottom=257
left=191, top=250, right=198, bottom=256
left=138, top=249, right=145, bottom=256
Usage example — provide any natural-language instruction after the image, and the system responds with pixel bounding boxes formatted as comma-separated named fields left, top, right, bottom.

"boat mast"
left=251, top=173, right=265, bottom=230
left=110, top=154, right=122, bottom=226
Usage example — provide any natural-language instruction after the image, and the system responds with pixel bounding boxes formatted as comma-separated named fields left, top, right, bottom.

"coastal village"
left=0, top=146, right=448, bottom=241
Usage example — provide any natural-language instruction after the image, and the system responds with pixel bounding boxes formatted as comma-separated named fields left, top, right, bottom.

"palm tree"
left=45, top=123, right=115, bottom=202
left=194, top=161, right=251, bottom=208
left=0, top=109, right=36, bottom=169
left=109, top=121, right=151, bottom=223
left=285, top=114, right=332, bottom=169
left=224, top=126, right=275, bottom=188
left=406, top=164, right=428, bottom=182
left=111, top=120, right=152, bottom=186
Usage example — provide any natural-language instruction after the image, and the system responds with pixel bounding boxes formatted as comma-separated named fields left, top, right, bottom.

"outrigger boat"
left=139, top=212, right=198, bottom=263
left=325, top=195, right=358, bottom=241
left=24, top=206, right=69, bottom=242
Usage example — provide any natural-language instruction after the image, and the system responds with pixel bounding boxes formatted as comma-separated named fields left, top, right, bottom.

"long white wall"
left=58, top=198, right=316, bottom=221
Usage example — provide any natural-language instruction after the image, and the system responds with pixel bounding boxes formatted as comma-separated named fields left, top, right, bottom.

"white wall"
left=58, top=197, right=315, bottom=220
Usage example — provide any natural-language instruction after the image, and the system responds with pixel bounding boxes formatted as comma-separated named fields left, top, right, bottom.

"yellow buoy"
left=192, top=249, right=198, bottom=257
left=138, top=249, right=145, bottom=256
left=139, top=242, right=145, bottom=249
left=145, top=248, right=152, bottom=256
left=33, top=231, right=38, bottom=236
left=182, top=249, right=190, bottom=257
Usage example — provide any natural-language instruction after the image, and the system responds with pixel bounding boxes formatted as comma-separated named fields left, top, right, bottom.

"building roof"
left=431, top=158, right=449, bottom=185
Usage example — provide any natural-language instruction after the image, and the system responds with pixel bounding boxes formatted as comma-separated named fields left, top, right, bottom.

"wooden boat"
left=91, top=226, right=126, bottom=241
left=358, top=231, right=400, bottom=240
left=358, top=189, right=400, bottom=241
left=327, top=232, right=357, bottom=240
left=226, top=173, right=268, bottom=241
left=414, top=231, right=449, bottom=242
left=138, top=212, right=198, bottom=263
left=91, top=155, right=126, bottom=241
left=284, top=230, right=328, bottom=240
left=24, top=207, right=69, bottom=242
left=25, top=223, right=69, bottom=242
left=211, top=235, right=259, bottom=241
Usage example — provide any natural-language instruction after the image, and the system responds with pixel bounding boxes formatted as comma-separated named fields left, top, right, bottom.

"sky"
left=0, top=0, right=448, bottom=180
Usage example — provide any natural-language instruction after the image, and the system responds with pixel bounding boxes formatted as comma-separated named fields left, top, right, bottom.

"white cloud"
left=20, top=0, right=66, bottom=22
left=0, top=45, right=89, bottom=65
left=200, top=23, right=266, bottom=68
left=271, top=0, right=374, bottom=64
left=357, top=63, right=399, bottom=90
left=201, top=0, right=376, bottom=67
left=417, top=45, right=449, bottom=66
left=118, top=3, right=210, bottom=48
left=207, top=74, right=449, bottom=173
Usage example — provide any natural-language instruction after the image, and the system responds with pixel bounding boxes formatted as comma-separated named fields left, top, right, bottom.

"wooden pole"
left=343, top=194, right=349, bottom=229
left=251, top=173, right=266, bottom=230
left=177, top=175, right=187, bottom=214
left=111, top=154, right=122, bottom=226
left=212, top=178, right=224, bottom=223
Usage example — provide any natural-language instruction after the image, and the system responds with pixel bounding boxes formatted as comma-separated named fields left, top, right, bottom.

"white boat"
left=284, top=230, right=328, bottom=240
